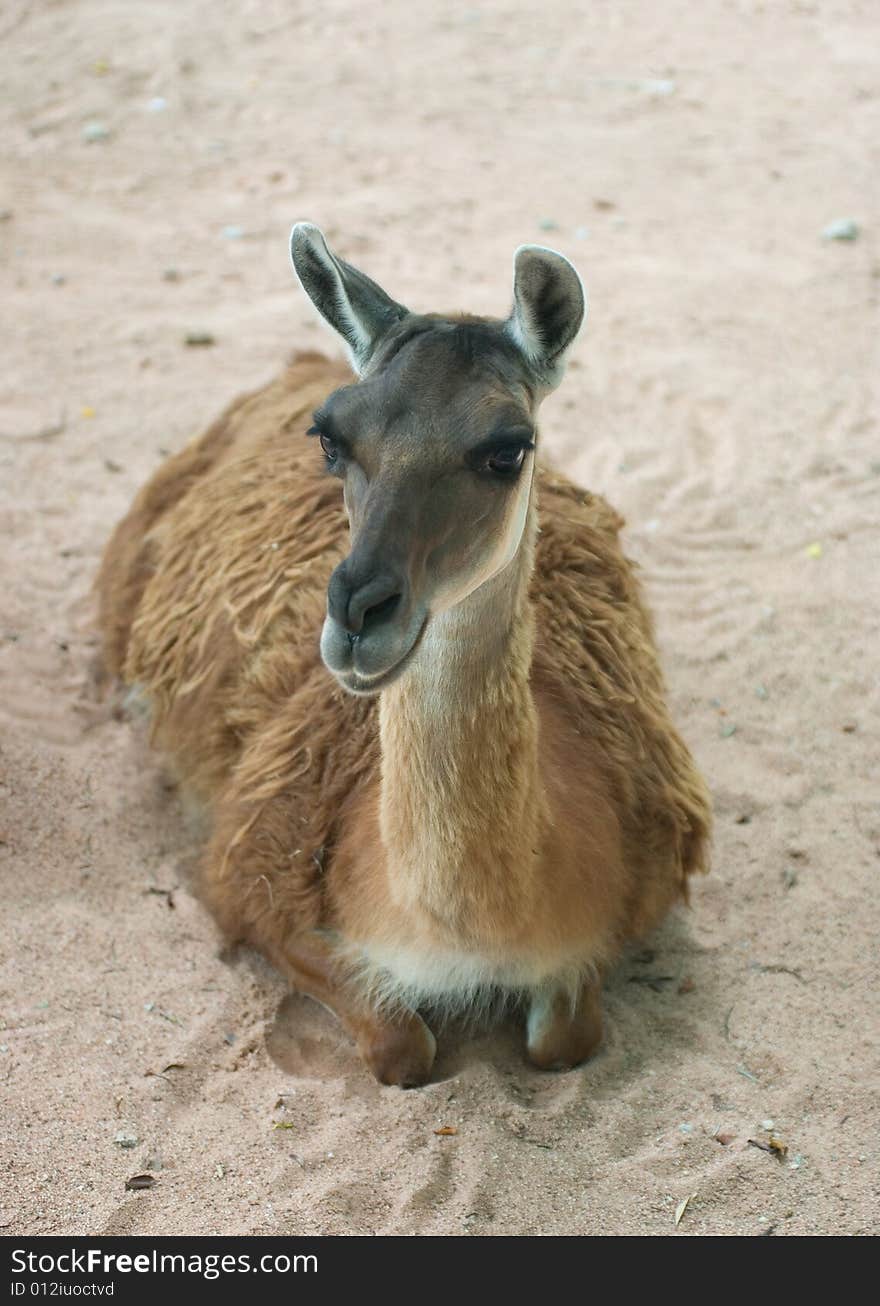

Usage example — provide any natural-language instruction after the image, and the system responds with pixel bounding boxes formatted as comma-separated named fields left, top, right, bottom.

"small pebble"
left=221, top=225, right=245, bottom=240
left=113, top=1131, right=138, bottom=1149
left=125, top=1174, right=156, bottom=1191
left=782, top=866, right=798, bottom=889
left=574, top=225, right=590, bottom=240
left=821, top=217, right=859, bottom=242
left=82, top=121, right=111, bottom=143
left=146, top=97, right=167, bottom=113
left=755, top=684, right=768, bottom=700
left=720, top=723, right=737, bottom=738
left=641, top=78, right=676, bottom=96
left=537, top=218, right=560, bottom=232
left=162, top=268, right=180, bottom=282
left=762, top=1118, right=775, bottom=1130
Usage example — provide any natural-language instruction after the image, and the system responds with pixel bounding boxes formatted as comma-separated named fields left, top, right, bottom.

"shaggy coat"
left=98, top=350, right=711, bottom=1018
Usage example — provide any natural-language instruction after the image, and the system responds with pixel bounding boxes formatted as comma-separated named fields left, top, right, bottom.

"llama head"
left=290, top=223, right=586, bottom=695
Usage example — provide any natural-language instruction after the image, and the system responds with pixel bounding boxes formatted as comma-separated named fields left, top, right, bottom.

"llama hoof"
left=359, top=1014, right=437, bottom=1088
left=526, top=983, right=603, bottom=1071
left=526, top=1038, right=600, bottom=1073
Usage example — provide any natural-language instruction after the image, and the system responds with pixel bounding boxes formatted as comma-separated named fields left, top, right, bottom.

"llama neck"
left=378, top=509, right=542, bottom=944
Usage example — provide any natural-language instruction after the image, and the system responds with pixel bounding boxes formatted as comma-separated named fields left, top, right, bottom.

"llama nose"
left=327, top=565, right=403, bottom=637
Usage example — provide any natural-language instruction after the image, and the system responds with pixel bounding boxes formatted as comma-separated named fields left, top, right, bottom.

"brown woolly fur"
left=97, top=346, right=711, bottom=1085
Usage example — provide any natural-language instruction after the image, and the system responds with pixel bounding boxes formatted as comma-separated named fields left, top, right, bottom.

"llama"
left=97, top=224, right=711, bottom=1086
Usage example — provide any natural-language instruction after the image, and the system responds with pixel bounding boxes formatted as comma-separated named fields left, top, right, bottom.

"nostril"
left=361, top=591, right=402, bottom=634
left=336, top=571, right=405, bottom=636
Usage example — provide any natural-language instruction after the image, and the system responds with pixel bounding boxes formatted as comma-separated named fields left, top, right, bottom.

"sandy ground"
left=2, top=0, right=879, bottom=1238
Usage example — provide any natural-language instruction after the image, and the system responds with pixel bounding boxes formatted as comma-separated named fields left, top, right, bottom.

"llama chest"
left=344, top=936, right=594, bottom=1017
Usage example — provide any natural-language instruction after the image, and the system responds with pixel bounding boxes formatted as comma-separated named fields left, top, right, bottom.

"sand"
left=1, top=0, right=878, bottom=1237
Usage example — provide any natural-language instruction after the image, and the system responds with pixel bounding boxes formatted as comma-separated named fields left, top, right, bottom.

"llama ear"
left=290, top=223, right=409, bottom=373
left=504, top=245, right=586, bottom=387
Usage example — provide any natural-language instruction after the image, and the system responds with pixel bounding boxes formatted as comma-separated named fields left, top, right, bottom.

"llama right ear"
left=504, top=245, right=586, bottom=388
left=290, top=223, right=409, bottom=374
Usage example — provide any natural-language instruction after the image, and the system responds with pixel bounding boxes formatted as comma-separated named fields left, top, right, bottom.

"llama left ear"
left=504, top=245, right=586, bottom=387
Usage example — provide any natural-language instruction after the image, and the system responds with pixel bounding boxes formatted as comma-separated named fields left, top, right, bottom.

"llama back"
left=98, top=353, right=354, bottom=793
left=532, top=472, right=712, bottom=936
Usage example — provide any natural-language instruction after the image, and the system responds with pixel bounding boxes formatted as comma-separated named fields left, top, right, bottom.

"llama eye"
left=485, top=445, right=527, bottom=475
left=319, top=433, right=339, bottom=465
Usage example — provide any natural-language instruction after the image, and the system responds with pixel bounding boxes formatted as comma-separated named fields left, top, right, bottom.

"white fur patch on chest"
left=345, top=938, right=589, bottom=1020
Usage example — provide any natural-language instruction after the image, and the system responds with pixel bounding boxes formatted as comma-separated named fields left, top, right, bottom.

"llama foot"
left=358, top=1012, right=437, bottom=1088
left=270, top=931, right=436, bottom=1087
left=525, top=978, right=603, bottom=1071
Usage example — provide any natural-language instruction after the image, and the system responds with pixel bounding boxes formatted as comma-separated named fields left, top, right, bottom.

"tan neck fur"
left=378, top=502, right=543, bottom=949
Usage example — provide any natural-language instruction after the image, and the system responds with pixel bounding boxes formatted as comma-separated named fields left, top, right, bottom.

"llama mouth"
left=333, top=616, right=428, bottom=697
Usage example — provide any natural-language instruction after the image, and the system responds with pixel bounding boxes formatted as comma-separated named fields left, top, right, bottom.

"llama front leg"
left=266, top=932, right=437, bottom=1088
left=525, top=975, right=603, bottom=1071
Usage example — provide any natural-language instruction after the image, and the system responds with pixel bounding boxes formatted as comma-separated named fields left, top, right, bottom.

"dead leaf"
left=434, top=1125, right=458, bottom=1136
left=273, top=1121, right=296, bottom=1131
left=125, top=1174, right=156, bottom=1191
left=674, top=1193, right=695, bottom=1226
left=714, top=1132, right=736, bottom=1146
left=748, top=1136, right=788, bottom=1160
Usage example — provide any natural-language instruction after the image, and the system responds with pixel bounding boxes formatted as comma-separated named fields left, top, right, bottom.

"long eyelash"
left=306, top=407, right=332, bottom=437
left=469, top=437, right=535, bottom=465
